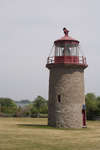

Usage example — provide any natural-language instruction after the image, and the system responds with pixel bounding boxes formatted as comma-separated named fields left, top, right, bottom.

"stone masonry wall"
left=48, top=65, right=85, bottom=128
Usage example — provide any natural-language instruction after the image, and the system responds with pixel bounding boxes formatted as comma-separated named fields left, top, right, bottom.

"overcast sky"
left=0, top=0, right=100, bottom=101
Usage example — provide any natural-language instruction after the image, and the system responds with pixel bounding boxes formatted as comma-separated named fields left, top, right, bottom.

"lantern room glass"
left=55, top=43, right=79, bottom=57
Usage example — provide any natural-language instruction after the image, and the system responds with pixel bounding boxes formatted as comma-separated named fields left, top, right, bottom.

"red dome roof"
left=54, top=28, right=79, bottom=44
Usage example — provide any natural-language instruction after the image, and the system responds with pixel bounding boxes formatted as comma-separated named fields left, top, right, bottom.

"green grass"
left=0, top=118, right=100, bottom=150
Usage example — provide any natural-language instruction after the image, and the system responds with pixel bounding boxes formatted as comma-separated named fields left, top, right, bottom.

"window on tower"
left=58, top=95, right=61, bottom=103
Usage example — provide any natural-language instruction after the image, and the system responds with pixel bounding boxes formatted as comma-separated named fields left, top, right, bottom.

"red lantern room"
left=46, top=28, right=88, bottom=68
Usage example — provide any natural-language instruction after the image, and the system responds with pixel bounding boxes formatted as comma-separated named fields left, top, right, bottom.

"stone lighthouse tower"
left=46, top=28, right=88, bottom=128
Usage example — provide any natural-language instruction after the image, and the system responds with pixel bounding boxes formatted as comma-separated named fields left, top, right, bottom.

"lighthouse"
left=46, top=28, right=88, bottom=128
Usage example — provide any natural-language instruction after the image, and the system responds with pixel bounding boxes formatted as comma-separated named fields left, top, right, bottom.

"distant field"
left=0, top=118, right=100, bottom=150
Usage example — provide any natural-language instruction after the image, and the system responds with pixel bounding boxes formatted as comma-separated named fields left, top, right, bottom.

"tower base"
left=47, top=64, right=87, bottom=128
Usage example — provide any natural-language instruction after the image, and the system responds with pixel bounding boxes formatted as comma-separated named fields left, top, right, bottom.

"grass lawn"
left=0, top=118, right=100, bottom=150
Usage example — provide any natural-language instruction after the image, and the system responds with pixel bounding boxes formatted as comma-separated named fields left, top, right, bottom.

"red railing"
left=47, top=56, right=87, bottom=66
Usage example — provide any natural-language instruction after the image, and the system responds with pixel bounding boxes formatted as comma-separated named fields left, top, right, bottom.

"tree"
left=97, top=96, right=100, bottom=101
left=85, top=93, right=100, bottom=120
left=0, top=98, right=17, bottom=114
left=31, top=96, right=48, bottom=117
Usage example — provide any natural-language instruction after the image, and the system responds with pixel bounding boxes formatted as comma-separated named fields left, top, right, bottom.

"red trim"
left=47, top=56, right=87, bottom=66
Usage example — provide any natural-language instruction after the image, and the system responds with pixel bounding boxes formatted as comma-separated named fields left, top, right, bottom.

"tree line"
left=0, top=93, right=100, bottom=120
left=0, top=96, right=48, bottom=118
